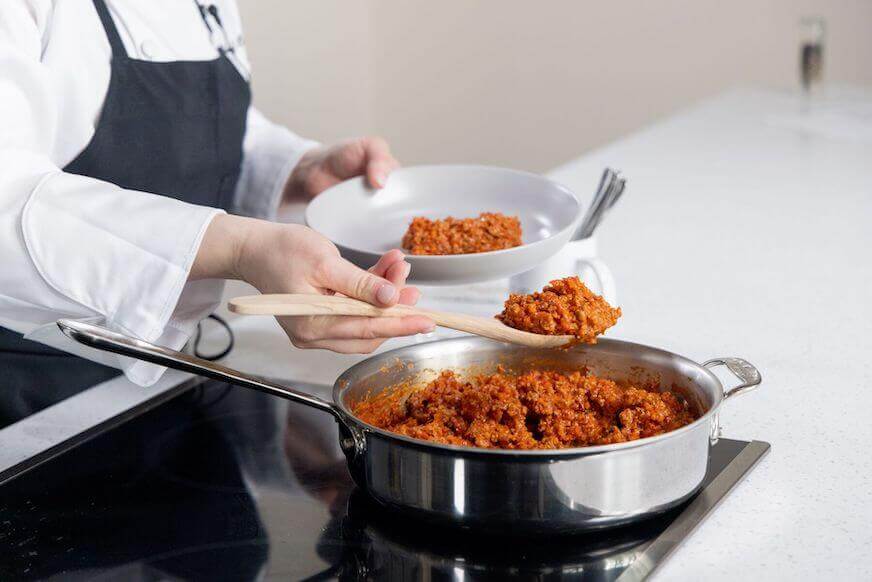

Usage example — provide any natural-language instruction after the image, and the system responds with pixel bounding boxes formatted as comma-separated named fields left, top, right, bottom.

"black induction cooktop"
left=0, top=381, right=768, bottom=581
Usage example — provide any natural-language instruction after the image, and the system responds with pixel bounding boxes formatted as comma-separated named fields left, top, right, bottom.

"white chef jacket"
left=0, top=0, right=318, bottom=385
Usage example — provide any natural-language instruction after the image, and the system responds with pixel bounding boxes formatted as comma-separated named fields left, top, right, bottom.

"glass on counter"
left=799, top=16, right=825, bottom=94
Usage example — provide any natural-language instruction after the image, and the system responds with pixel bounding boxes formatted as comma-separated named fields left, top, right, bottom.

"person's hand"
left=192, top=215, right=433, bottom=354
left=283, top=137, right=399, bottom=202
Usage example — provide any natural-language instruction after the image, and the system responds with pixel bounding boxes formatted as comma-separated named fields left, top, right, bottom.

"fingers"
left=328, top=137, right=399, bottom=189
left=370, top=251, right=413, bottom=300
left=363, top=137, right=400, bottom=189
left=383, top=259, right=411, bottom=287
left=371, top=250, right=419, bottom=304
left=299, top=339, right=386, bottom=355
left=284, top=263, right=429, bottom=351
left=321, top=256, right=400, bottom=307
left=297, top=314, right=434, bottom=342
left=399, top=286, right=421, bottom=306
left=286, top=282, right=427, bottom=345
left=367, top=157, right=400, bottom=189
left=368, top=249, right=407, bottom=281
left=283, top=285, right=429, bottom=353
left=322, top=247, right=415, bottom=308
left=289, top=247, right=430, bottom=354
left=283, top=311, right=433, bottom=355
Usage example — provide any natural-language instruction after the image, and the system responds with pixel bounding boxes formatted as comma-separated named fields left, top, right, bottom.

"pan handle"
left=56, top=318, right=342, bottom=420
left=703, top=357, right=762, bottom=399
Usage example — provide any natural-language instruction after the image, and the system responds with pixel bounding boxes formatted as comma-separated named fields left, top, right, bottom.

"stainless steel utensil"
left=573, top=168, right=615, bottom=240
left=607, top=175, right=626, bottom=209
left=57, top=319, right=761, bottom=534
left=572, top=168, right=626, bottom=240
left=587, top=174, right=625, bottom=234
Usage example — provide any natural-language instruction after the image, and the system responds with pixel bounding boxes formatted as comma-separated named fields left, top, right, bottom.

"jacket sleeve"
left=218, top=0, right=319, bottom=220
left=232, top=106, right=319, bottom=220
left=0, top=0, right=225, bottom=386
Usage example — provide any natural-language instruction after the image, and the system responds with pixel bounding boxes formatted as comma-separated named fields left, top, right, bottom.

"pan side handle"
left=704, top=357, right=762, bottom=400
left=56, top=318, right=342, bottom=421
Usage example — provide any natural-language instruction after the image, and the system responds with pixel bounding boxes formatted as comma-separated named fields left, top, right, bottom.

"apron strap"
left=91, top=0, right=127, bottom=58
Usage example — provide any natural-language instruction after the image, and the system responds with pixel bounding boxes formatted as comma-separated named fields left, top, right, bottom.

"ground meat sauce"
left=354, top=369, right=698, bottom=450
left=401, top=212, right=522, bottom=255
left=497, top=276, right=621, bottom=344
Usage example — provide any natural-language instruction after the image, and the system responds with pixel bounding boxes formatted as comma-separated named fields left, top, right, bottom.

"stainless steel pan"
left=57, top=319, right=762, bottom=534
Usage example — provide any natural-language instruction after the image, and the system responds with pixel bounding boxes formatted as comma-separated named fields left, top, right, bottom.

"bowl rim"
left=305, top=163, right=583, bottom=259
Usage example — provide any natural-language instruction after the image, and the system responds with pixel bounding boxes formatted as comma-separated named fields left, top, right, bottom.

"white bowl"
left=306, top=165, right=581, bottom=285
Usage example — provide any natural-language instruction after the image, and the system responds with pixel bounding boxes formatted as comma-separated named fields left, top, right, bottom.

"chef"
left=0, top=0, right=434, bottom=425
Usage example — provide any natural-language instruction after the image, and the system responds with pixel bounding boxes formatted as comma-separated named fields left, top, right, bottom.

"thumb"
left=321, top=257, right=400, bottom=307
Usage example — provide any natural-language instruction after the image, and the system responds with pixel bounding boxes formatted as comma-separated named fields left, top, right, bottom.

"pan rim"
left=333, top=336, right=726, bottom=458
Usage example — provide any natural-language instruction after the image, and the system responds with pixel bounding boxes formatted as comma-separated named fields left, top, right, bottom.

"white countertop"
left=217, top=86, right=872, bottom=580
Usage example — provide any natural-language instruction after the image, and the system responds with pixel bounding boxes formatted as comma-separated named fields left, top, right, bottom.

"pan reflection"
left=270, top=385, right=677, bottom=581
left=1, top=380, right=693, bottom=581
left=315, top=491, right=665, bottom=581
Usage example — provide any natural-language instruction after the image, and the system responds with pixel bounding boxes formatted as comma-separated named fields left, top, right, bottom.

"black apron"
left=0, top=0, right=251, bottom=427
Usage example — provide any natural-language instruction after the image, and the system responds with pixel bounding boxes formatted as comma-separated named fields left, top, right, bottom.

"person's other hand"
left=283, top=137, right=399, bottom=202
left=195, top=216, right=432, bottom=353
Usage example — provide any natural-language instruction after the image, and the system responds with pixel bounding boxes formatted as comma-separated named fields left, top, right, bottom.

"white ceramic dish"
left=305, top=165, right=581, bottom=285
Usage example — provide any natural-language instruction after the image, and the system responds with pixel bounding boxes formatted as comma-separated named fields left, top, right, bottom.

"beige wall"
left=238, top=0, right=872, bottom=173
left=237, top=0, right=375, bottom=142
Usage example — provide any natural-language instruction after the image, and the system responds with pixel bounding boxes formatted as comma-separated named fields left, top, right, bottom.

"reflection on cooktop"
left=0, top=381, right=767, bottom=581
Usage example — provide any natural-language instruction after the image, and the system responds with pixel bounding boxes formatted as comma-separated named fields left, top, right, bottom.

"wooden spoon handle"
left=229, top=294, right=423, bottom=318
left=228, top=294, right=484, bottom=332
left=228, top=294, right=572, bottom=348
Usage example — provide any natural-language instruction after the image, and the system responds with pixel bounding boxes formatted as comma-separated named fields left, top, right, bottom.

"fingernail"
left=377, top=283, right=398, bottom=304
left=422, top=322, right=436, bottom=333
left=374, top=171, right=388, bottom=188
left=401, top=262, right=411, bottom=279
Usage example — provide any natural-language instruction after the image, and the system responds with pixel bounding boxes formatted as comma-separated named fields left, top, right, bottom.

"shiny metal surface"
left=56, top=319, right=340, bottom=419
left=704, top=357, right=763, bottom=399
left=573, top=168, right=627, bottom=241
left=335, top=337, right=761, bottom=532
left=573, top=168, right=616, bottom=241
left=0, top=379, right=770, bottom=580
left=59, top=319, right=762, bottom=533
left=335, top=439, right=770, bottom=581
left=608, top=175, right=627, bottom=209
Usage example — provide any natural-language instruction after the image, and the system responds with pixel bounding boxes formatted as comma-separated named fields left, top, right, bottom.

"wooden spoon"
left=228, top=294, right=575, bottom=349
